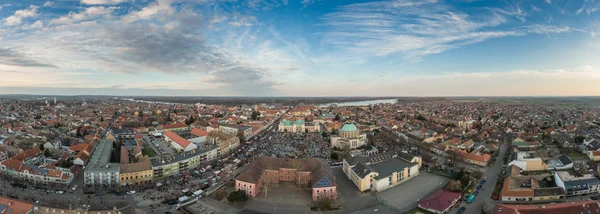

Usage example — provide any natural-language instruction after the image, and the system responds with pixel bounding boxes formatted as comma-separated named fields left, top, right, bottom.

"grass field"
left=142, top=148, right=156, bottom=157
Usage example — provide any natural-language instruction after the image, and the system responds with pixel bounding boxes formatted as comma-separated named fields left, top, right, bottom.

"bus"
left=466, top=194, right=475, bottom=203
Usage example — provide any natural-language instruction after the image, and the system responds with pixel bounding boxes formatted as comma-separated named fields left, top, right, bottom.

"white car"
left=71, top=185, right=78, bottom=191
left=56, top=191, right=64, bottom=194
left=127, top=190, right=136, bottom=195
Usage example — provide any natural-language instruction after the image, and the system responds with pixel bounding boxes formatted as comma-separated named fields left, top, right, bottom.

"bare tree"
left=260, top=162, right=274, bottom=199
left=290, top=159, right=305, bottom=193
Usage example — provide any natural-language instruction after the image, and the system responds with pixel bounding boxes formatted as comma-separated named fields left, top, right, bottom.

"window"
left=317, top=190, right=320, bottom=193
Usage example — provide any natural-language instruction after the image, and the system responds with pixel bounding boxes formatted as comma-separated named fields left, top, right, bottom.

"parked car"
left=56, top=191, right=64, bottom=195
left=71, top=185, right=78, bottom=191
left=493, top=194, right=499, bottom=200
left=457, top=207, right=466, bottom=214
left=474, top=191, right=479, bottom=196
left=95, top=192, right=104, bottom=197
left=116, top=192, right=126, bottom=196
left=591, top=196, right=599, bottom=200
left=127, top=190, right=136, bottom=195
left=477, top=185, right=482, bottom=190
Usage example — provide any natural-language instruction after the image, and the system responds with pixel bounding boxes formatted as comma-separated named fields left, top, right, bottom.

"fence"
left=372, top=178, right=448, bottom=213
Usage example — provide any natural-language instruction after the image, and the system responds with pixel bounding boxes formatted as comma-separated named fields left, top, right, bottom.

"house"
left=188, top=128, right=209, bottom=144
left=589, top=151, right=600, bottom=161
left=462, top=152, right=491, bottom=166
left=161, top=122, right=188, bottom=132
left=342, top=152, right=420, bottom=192
left=206, top=131, right=240, bottom=157
left=0, top=196, right=34, bottom=214
left=164, top=131, right=198, bottom=152
left=507, top=150, right=547, bottom=171
left=493, top=200, right=600, bottom=214
left=546, top=155, right=573, bottom=170
left=235, top=157, right=336, bottom=202
left=554, top=171, right=600, bottom=197
left=417, top=189, right=462, bottom=214
left=219, top=124, right=253, bottom=141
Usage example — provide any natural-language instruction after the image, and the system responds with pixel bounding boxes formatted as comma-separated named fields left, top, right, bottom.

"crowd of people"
left=257, top=132, right=331, bottom=160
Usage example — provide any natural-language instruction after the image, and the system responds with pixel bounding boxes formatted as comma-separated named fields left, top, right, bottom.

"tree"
left=321, top=132, right=327, bottom=138
left=38, top=144, right=44, bottom=151
left=334, top=114, right=341, bottom=121
left=44, top=149, right=51, bottom=157
left=227, top=190, right=249, bottom=203
left=330, top=152, right=339, bottom=161
left=251, top=111, right=260, bottom=120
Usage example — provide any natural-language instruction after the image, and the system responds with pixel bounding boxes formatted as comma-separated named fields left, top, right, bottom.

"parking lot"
left=376, top=172, right=449, bottom=213
left=332, top=167, right=380, bottom=213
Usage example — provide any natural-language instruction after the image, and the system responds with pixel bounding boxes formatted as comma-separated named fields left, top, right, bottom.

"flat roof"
left=85, top=139, right=119, bottom=172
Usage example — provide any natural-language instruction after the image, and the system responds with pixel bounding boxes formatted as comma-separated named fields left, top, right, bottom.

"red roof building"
left=418, top=189, right=462, bottom=214
left=494, top=200, right=600, bottom=214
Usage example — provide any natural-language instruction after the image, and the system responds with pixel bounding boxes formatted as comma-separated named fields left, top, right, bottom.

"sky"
left=0, top=0, right=599, bottom=96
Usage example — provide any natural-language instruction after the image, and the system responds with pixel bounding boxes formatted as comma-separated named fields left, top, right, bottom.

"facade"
left=235, top=157, right=336, bottom=202
left=278, top=119, right=321, bottom=133
left=206, top=131, right=240, bottom=157
left=331, top=123, right=367, bottom=149
left=500, top=176, right=564, bottom=202
left=151, top=145, right=218, bottom=179
left=507, top=151, right=547, bottom=171
left=164, top=130, right=198, bottom=152
left=119, top=158, right=153, bottom=186
left=189, top=128, right=209, bottom=144
left=462, top=152, right=491, bottom=166
left=0, top=148, right=74, bottom=184
left=588, top=151, right=600, bottom=161
left=342, top=152, right=420, bottom=192
left=219, top=125, right=253, bottom=140
left=554, top=171, right=600, bottom=197
left=84, top=139, right=120, bottom=187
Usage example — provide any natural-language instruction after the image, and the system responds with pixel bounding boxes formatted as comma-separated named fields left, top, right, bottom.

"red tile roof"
left=494, top=200, right=600, bottom=214
left=164, top=131, right=191, bottom=148
left=418, top=189, right=462, bottom=212
left=190, top=128, right=209, bottom=137
left=163, top=122, right=187, bottom=129
left=0, top=196, right=34, bottom=214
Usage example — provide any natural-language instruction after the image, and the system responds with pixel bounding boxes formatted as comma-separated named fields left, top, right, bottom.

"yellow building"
left=119, top=158, right=153, bottom=186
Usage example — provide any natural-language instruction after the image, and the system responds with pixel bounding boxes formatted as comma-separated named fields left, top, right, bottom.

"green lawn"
left=142, top=148, right=156, bottom=157
left=568, top=152, right=585, bottom=157
left=405, top=208, right=434, bottom=214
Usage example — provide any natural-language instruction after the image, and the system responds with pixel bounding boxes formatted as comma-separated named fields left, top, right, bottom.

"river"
left=320, top=99, right=397, bottom=107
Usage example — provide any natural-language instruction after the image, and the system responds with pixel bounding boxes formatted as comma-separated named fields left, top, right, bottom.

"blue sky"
left=0, top=0, right=599, bottom=96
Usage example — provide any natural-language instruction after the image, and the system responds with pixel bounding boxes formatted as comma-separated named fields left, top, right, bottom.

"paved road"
left=461, top=141, right=508, bottom=214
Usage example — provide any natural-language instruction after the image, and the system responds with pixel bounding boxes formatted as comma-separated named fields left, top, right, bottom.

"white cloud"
left=121, top=0, right=174, bottom=23
left=531, top=5, right=541, bottom=12
left=3, top=5, right=39, bottom=26
left=81, top=0, right=128, bottom=5
left=44, top=1, right=53, bottom=7
left=51, top=6, right=116, bottom=25
left=23, top=20, right=44, bottom=29
left=319, top=0, right=569, bottom=62
left=545, top=0, right=551, bottom=4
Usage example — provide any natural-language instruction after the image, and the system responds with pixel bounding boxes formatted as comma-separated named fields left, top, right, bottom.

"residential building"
left=0, top=148, right=74, bottom=184
left=331, top=123, right=367, bottom=149
left=206, top=131, right=240, bottom=157
left=462, top=151, right=491, bottom=166
left=0, top=146, right=7, bottom=162
left=84, top=139, right=120, bottom=187
left=547, top=155, right=573, bottom=170
left=507, top=150, right=547, bottom=171
left=0, top=196, right=34, bottom=214
left=119, top=157, right=153, bottom=186
left=342, top=152, right=420, bottom=192
left=588, top=151, right=600, bottom=161
left=161, top=122, right=189, bottom=132
left=418, top=189, right=462, bottom=214
left=188, top=128, right=209, bottom=144
left=235, top=157, right=336, bottom=201
left=494, top=200, right=600, bottom=214
left=500, top=176, right=564, bottom=202
left=164, top=130, right=198, bottom=152
left=554, top=171, right=600, bottom=197
left=219, top=124, right=253, bottom=140
left=151, top=145, right=218, bottom=179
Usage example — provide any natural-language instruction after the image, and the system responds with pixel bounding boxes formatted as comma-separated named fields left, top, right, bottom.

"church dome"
left=340, top=123, right=358, bottom=132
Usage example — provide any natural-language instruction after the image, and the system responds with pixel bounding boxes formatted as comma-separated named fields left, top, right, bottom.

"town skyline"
left=1, top=0, right=600, bottom=96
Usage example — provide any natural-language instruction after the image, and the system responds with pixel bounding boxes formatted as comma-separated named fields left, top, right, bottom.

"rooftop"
left=86, top=139, right=119, bottom=172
